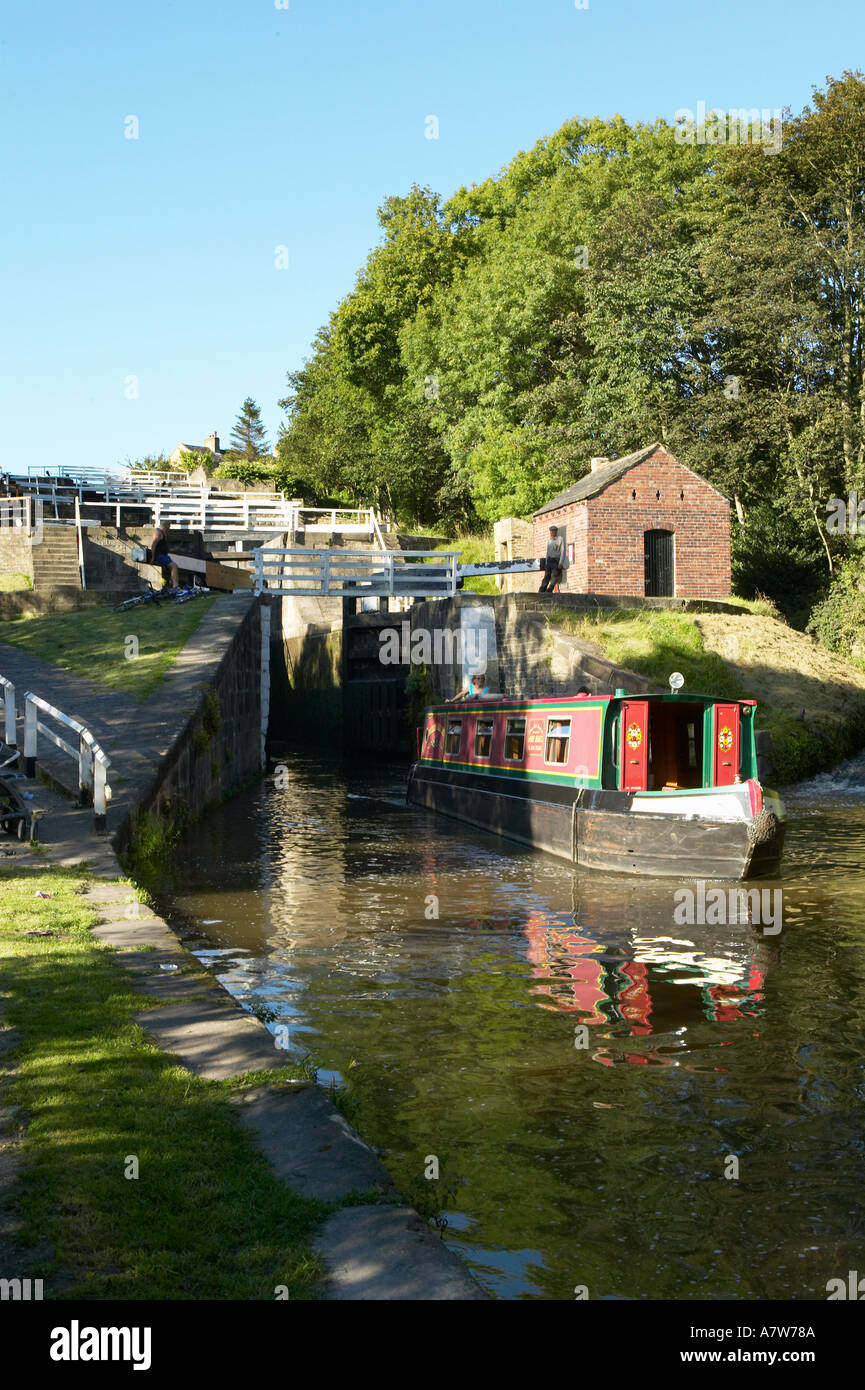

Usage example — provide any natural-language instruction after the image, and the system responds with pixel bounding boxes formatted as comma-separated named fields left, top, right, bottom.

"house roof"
left=534, top=443, right=730, bottom=517
left=534, top=445, right=665, bottom=516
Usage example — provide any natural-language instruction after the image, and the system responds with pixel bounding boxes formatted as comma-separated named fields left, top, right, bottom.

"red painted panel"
left=713, top=704, right=740, bottom=786
left=620, top=701, right=649, bottom=791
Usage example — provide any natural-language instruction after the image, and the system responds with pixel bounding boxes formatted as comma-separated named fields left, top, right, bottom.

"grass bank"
left=434, top=533, right=498, bottom=594
left=546, top=603, right=865, bottom=783
left=0, top=597, right=216, bottom=702
left=0, top=574, right=32, bottom=592
left=0, top=864, right=327, bottom=1299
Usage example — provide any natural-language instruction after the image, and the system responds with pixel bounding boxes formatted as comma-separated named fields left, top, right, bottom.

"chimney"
left=204, top=431, right=220, bottom=453
left=590, top=456, right=610, bottom=472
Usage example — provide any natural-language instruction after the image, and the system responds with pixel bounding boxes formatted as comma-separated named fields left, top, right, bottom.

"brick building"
left=533, top=443, right=731, bottom=598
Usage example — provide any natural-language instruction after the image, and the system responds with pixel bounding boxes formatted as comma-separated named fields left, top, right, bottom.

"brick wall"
left=533, top=450, right=731, bottom=599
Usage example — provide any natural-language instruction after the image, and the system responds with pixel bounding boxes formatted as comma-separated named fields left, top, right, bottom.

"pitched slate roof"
left=534, top=445, right=665, bottom=516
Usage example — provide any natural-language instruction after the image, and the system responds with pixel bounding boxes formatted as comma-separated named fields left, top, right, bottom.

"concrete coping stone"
left=314, top=1205, right=489, bottom=1301
left=133, top=998, right=294, bottom=1080
left=231, top=1083, right=393, bottom=1203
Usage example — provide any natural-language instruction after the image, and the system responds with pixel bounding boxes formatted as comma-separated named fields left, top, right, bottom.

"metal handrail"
left=0, top=675, right=16, bottom=749
left=23, top=693, right=112, bottom=833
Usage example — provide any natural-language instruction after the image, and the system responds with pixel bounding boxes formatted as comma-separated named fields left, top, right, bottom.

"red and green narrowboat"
left=407, top=681, right=786, bottom=879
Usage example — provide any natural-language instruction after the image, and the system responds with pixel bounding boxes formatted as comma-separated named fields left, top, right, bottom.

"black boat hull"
left=407, top=763, right=785, bottom=880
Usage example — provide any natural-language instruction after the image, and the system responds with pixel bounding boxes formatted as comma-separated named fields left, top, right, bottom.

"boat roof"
left=428, top=692, right=754, bottom=713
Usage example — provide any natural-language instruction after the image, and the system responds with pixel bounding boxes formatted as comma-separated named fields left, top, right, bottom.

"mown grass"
left=434, top=533, right=499, bottom=594
left=0, top=597, right=217, bottom=702
left=0, top=866, right=328, bottom=1299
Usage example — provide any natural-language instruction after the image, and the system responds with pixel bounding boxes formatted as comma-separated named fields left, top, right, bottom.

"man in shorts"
left=150, top=525, right=181, bottom=589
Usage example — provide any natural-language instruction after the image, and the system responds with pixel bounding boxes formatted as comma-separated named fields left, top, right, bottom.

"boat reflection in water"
left=509, top=873, right=774, bottom=1065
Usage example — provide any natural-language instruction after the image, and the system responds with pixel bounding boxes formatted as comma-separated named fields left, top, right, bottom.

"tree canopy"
left=275, top=73, right=865, bottom=609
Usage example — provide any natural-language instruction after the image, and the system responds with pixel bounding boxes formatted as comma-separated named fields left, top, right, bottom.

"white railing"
left=0, top=676, right=16, bottom=759
left=287, top=505, right=379, bottom=536
left=0, top=496, right=38, bottom=532
left=371, top=510, right=387, bottom=552
left=253, top=547, right=459, bottom=598
left=23, top=693, right=112, bottom=832
left=149, top=493, right=291, bottom=532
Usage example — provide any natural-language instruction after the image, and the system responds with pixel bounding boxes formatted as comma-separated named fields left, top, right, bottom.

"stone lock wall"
left=0, top=528, right=35, bottom=582
left=129, top=596, right=264, bottom=839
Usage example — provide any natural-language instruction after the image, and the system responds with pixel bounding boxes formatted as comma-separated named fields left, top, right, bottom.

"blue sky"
left=1, top=0, right=861, bottom=473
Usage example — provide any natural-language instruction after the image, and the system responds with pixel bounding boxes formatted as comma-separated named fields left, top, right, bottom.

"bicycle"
left=111, top=587, right=165, bottom=614
left=168, top=586, right=210, bottom=604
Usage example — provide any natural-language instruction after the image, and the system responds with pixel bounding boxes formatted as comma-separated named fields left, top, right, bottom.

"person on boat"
left=539, top=526, right=565, bottom=592
left=447, top=671, right=492, bottom=702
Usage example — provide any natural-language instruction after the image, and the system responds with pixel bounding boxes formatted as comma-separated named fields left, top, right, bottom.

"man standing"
left=539, top=526, right=565, bottom=592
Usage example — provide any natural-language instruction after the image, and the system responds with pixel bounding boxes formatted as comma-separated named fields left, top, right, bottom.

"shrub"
left=806, top=553, right=865, bottom=665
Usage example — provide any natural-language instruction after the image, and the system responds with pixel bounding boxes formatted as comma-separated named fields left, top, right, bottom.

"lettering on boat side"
left=673, top=882, right=782, bottom=936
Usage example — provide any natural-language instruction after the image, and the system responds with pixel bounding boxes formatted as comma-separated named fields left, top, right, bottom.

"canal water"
left=155, top=748, right=865, bottom=1300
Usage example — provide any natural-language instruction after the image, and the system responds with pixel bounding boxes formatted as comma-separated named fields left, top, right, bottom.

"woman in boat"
left=447, top=670, right=494, bottom=703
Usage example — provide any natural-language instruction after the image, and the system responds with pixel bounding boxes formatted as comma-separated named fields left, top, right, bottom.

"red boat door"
left=713, top=704, right=740, bottom=786
left=620, top=701, right=649, bottom=791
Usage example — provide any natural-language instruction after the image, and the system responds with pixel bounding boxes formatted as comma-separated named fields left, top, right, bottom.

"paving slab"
left=91, top=920, right=182, bottom=950
left=127, top=972, right=222, bottom=1003
left=314, top=1205, right=488, bottom=1300
left=134, top=998, right=292, bottom=1079
left=80, top=885, right=136, bottom=905
left=232, top=1084, right=393, bottom=1202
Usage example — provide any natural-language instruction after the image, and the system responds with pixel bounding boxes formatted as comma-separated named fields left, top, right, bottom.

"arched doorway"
left=644, top=529, right=674, bottom=596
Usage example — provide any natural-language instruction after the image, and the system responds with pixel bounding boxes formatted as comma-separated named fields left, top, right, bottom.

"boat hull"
left=406, top=764, right=785, bottom=880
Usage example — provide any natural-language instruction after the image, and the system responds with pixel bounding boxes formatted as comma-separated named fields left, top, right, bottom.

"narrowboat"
left=407, top=679, right=786, bottom=879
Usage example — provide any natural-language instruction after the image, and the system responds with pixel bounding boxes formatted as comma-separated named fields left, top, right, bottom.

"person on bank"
left=150, top=524, right=181, bottom=589
left=539, top=526, right=565, bottom=593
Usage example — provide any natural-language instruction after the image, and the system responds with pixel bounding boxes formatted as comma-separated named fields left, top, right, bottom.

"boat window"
left=504, top=717, right=526, bottom=761
left=545, top=718, right=571, bottom=765
left=474, top=717, right=494, bottom=758
left=445, top=717, right=463, bottom=756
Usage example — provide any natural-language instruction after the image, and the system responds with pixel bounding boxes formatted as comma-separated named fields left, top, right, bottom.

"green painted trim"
left=633, top=786, right=741, bottom=798
left=422, top=758, right=602, bottom=787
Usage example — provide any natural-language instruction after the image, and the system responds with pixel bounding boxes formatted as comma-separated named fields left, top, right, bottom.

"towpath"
left=0, top=602, right=486, bottom=1299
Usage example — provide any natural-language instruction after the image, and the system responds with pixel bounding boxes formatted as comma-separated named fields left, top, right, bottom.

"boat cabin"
left=419, top=691, right=758, bottom=793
